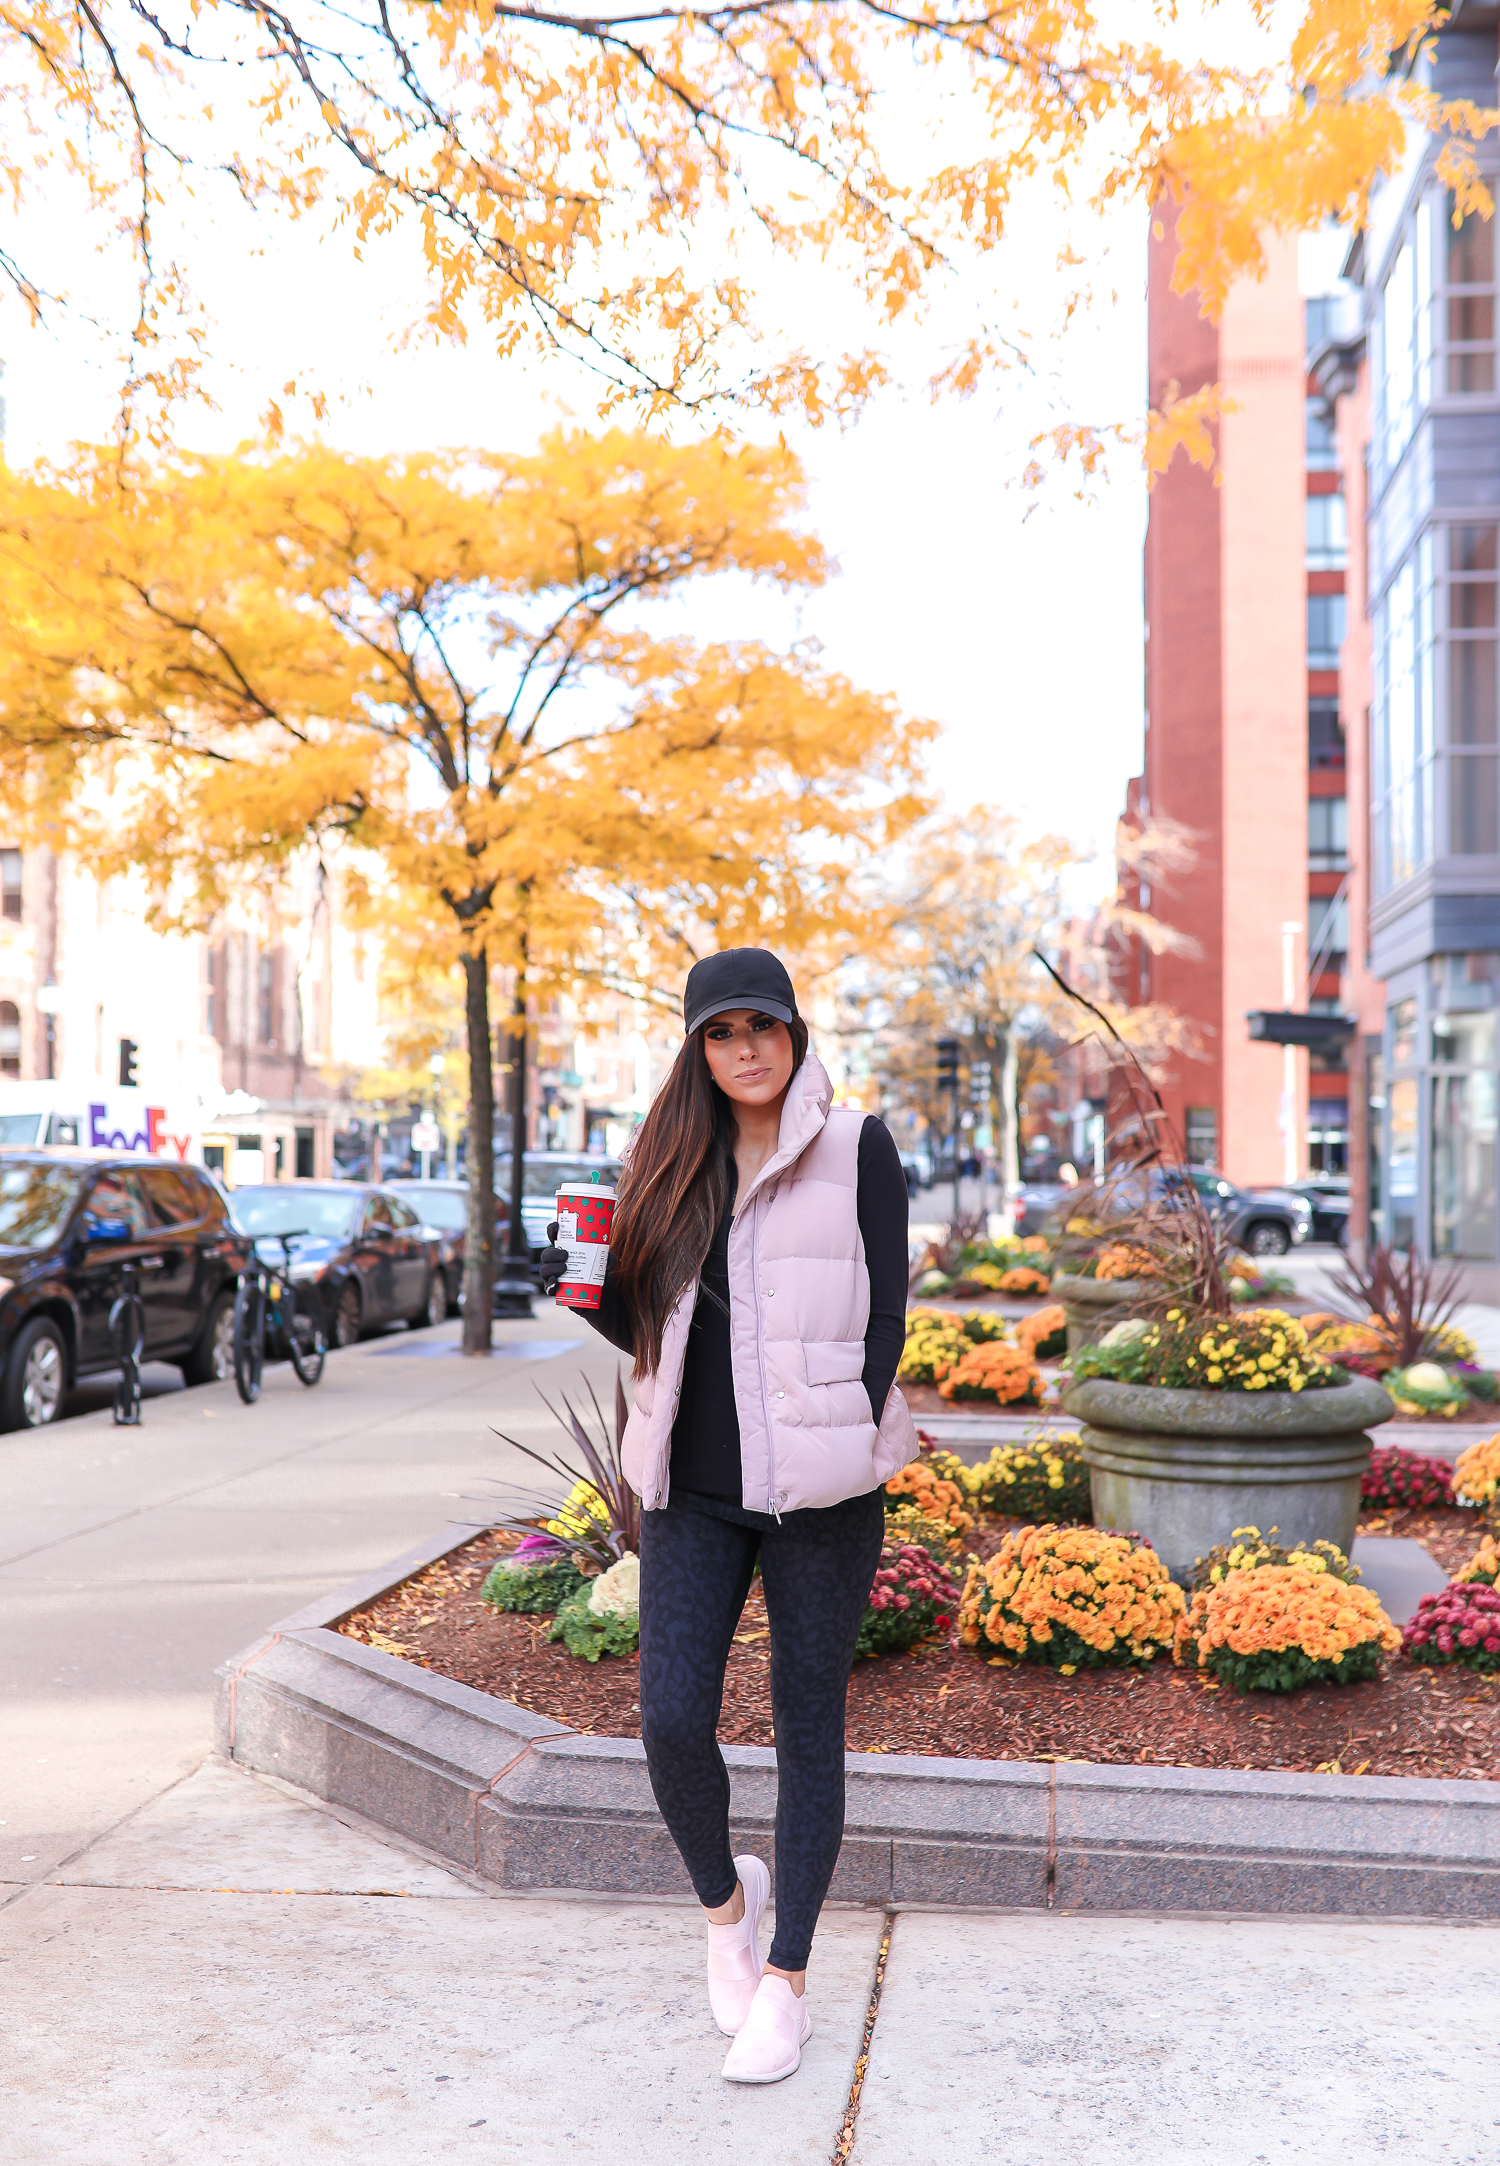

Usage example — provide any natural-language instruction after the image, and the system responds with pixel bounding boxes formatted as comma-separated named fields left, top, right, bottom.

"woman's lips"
left=735, top=1066, right=772, bottom=1084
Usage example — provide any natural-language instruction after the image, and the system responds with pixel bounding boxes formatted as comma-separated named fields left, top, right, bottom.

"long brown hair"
left=610, top=1011, right=809, bottom=1372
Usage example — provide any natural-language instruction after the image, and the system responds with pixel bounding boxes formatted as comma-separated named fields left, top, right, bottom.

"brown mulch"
left=338, top=1512, right=1500, bottom=1782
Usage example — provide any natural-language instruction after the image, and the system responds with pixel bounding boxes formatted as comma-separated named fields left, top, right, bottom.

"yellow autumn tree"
left=1, top=0, right=1490, bottom=437
left=854, top=808, right=1194, bottom=1198
left=0, top=430, right=930, bottom=1345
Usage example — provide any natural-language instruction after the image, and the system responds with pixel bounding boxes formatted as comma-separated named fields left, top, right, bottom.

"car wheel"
left=333, top=1281, right=363, bottom=1348
left=1246, top=1221, right=1291, bottom=1258
left=420, top=1271, right=446, bottom=1329
left=180, top=1290, right=236, bottom=1387
left=1, top=1316, right=67, bottom=1430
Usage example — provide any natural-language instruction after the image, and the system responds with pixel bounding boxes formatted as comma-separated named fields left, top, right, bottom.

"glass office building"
left=1360, top=21, right=1500, bottom=1264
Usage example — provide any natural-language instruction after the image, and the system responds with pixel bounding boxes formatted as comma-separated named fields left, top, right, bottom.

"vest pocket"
left=805, top=1342, right=865, bottom=1386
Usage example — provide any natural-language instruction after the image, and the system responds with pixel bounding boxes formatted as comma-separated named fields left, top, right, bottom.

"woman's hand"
left=538, top=1222, right=570, bottom=1296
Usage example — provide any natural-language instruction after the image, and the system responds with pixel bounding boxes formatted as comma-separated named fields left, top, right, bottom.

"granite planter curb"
left=1050, top=1272, right=1152, bottom=1352
left=213, top=1520, right=1500, bottom=1920
left=1063, top=1376, right=1395, bottom=1586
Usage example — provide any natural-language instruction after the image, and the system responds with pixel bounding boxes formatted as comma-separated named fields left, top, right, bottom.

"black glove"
left=538, top=1222, right=570, bottom=1296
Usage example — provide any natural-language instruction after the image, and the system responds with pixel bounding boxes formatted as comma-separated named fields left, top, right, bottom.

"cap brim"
left=686, top=996, right=796, bottom=1036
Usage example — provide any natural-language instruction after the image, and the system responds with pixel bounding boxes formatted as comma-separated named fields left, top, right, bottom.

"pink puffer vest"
left=621, top=1053, right=918, bottom=1514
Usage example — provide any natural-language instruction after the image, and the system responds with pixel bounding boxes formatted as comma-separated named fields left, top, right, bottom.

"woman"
left=540, top=947, right=914, bottom=2085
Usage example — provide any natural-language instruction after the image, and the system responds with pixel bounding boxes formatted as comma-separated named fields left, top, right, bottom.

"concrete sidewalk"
left=3, top=1755, right=1498, bottom=2164
left=0, top=1315, right=620, bottom=1882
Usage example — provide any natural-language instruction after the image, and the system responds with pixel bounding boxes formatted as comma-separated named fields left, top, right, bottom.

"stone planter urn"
left=1060, top=1374, right=1395, bottom=1587
left=1050, top=1272, right=1153, bottom=1353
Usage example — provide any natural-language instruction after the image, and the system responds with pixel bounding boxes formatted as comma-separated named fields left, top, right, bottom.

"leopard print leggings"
left=637, top=1485, right=886, bottom=1971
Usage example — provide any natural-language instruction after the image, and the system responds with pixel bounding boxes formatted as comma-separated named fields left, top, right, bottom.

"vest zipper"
left=752, top=1192, right=782, bottom=1520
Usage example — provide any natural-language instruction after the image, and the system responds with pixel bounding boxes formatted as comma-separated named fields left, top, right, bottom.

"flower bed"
left=336, top=1522, right=1500, bottom=1777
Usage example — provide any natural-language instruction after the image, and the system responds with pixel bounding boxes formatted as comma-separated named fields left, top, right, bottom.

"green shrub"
left=548, top=1585, right=640, bottom=1661
left=481, top=1556, right=585, bottom=1615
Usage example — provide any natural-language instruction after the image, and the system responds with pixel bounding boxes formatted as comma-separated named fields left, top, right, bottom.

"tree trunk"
left=461, top=951, right=495, bottom=1354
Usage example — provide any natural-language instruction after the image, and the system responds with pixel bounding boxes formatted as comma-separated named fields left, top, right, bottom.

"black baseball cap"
left=683, top=949, right=798, bottom=1037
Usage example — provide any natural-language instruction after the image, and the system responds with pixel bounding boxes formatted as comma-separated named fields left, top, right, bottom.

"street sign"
left=410, top=1119, right=441, bottom=1155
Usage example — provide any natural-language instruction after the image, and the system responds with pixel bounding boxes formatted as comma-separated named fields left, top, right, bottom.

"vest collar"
left=731, top=1052, right=834, bottom=1219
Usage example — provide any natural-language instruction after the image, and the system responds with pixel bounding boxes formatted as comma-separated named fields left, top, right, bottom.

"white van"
left=0, top=1081, right=203, bottom=1162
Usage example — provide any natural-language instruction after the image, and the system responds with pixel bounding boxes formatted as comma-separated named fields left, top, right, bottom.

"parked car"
left=381, top=1179, right=514, bottom=1312
left=1047, top=1167, right=1312, bottom=1258
left=1012, top=1179, right=1076, bottom=1233
left=1261, top=1176, right=1350, bottom=1247
left=1185, top=1171, right=1312, bottom=1256
left=0, top=1150, right=251, bottom=1429
left=228, top=1183, right=445, bottom=1347
left=1238, top=1186, right=1341, bottom=1256
left=495, top=1152, right=623, bottom=1255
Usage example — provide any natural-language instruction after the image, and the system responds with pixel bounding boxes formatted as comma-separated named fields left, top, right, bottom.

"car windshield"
left=230, top=1188, right=359, bottom=1238
left=0, top=1162, right=83, bottom=1249
left=403, top=1190, right=467, bottom=1231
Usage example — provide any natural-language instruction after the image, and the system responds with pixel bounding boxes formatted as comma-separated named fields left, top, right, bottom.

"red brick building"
left=1120, top=217, right=1370, bottom=1188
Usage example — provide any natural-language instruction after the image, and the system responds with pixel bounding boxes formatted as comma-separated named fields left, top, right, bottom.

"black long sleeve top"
left=582, top=1115, right=909, bottom=1504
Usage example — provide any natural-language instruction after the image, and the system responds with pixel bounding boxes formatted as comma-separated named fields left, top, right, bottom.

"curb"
left=214, top=1525, right=1500, bottom=1920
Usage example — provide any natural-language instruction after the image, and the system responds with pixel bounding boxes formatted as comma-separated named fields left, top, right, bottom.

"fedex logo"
left=89, top=1104, right=193, bottom=1159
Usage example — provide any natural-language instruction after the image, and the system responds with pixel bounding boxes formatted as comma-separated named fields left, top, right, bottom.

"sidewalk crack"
left=831, top=1910, right=894, bottom=2164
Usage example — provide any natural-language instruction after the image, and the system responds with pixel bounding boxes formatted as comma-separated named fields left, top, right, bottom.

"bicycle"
left=233, top=1231, right=328, bottom=1405
left=110, top=1258, right=145, bottom=1426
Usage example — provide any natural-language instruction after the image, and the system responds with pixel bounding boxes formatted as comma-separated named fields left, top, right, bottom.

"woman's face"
left=701, top=1009, right=796, bottom=1108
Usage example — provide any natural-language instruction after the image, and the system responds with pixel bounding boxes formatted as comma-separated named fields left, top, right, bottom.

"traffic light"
left=118, top=1038, right=139, bottom=1087
left=936, top=1038, right=960, bottom=1092
left=970, top=1059, right=992, bottom=1105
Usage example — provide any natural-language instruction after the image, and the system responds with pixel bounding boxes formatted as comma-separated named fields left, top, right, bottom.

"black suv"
left=0, top=1152, right=250, bottom=1430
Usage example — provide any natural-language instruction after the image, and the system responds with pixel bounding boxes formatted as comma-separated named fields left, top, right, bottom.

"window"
left=1308, top=797, right=1348, bottom=870
left=295, top=1128, right=315, bottom=1179
left=363, top=1194, right=394, bottom=1231
left=1433, top=1070, right=1498, bottom=1258
left=1307, top=592, right=1347, bottom=669
left=1446, top=524, right=1499, bottom=856
left=1389, top=996, right=1419, bottom=1069
left=1305, top=494, right=1348, bottom=572
left=0, top=850, right=20, bottom=922
left=83, top=1171, right=150, bottom=1239
left=140, top=1167, right=202, bottom=1226
left=1309, top=698, right=1345, bottom=770
left=1433, top=1010, right=1498, bottom=1066
left=1387, top=1076, right=1419, bottom=1250
left=1184, top=1107, right=1218, bottom=1166
left=1380, top=234, right=1421, bottom=470
left=0, top=1000, right=19, bottom=1079
left=257, top=950, right=275, bottom=1044
left=387, top=1195, right=420, bottom=1229
left=1372, top=544, right=1435, bottom=893
left=1305, top=399, right=1338, bottom=473
left=1444, top=193, right=1495, bottom=396
left=1308, top=893, right=1350, bottom=963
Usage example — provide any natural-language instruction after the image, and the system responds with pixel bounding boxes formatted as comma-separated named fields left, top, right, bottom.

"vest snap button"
left=777, top=1390, right=785, bottom=1399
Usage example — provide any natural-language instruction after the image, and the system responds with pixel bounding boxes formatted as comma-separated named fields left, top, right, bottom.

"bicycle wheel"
left=286, top=1294, right=327, bottom=1387
left=232, top=1274, right=265, bottom=1405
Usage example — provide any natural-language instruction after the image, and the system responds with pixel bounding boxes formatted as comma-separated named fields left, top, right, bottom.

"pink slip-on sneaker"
left=721, top=1973, right=811, bottom=2084
left=705, top=1854, right=770, bottom=2036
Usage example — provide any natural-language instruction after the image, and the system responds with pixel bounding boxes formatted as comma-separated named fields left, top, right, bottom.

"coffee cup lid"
left=556, top=1182, right=616, bottom=1200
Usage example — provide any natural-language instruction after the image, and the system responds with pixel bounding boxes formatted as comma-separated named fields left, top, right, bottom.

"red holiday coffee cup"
left=554, top=1180, right=616, bottom=1310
